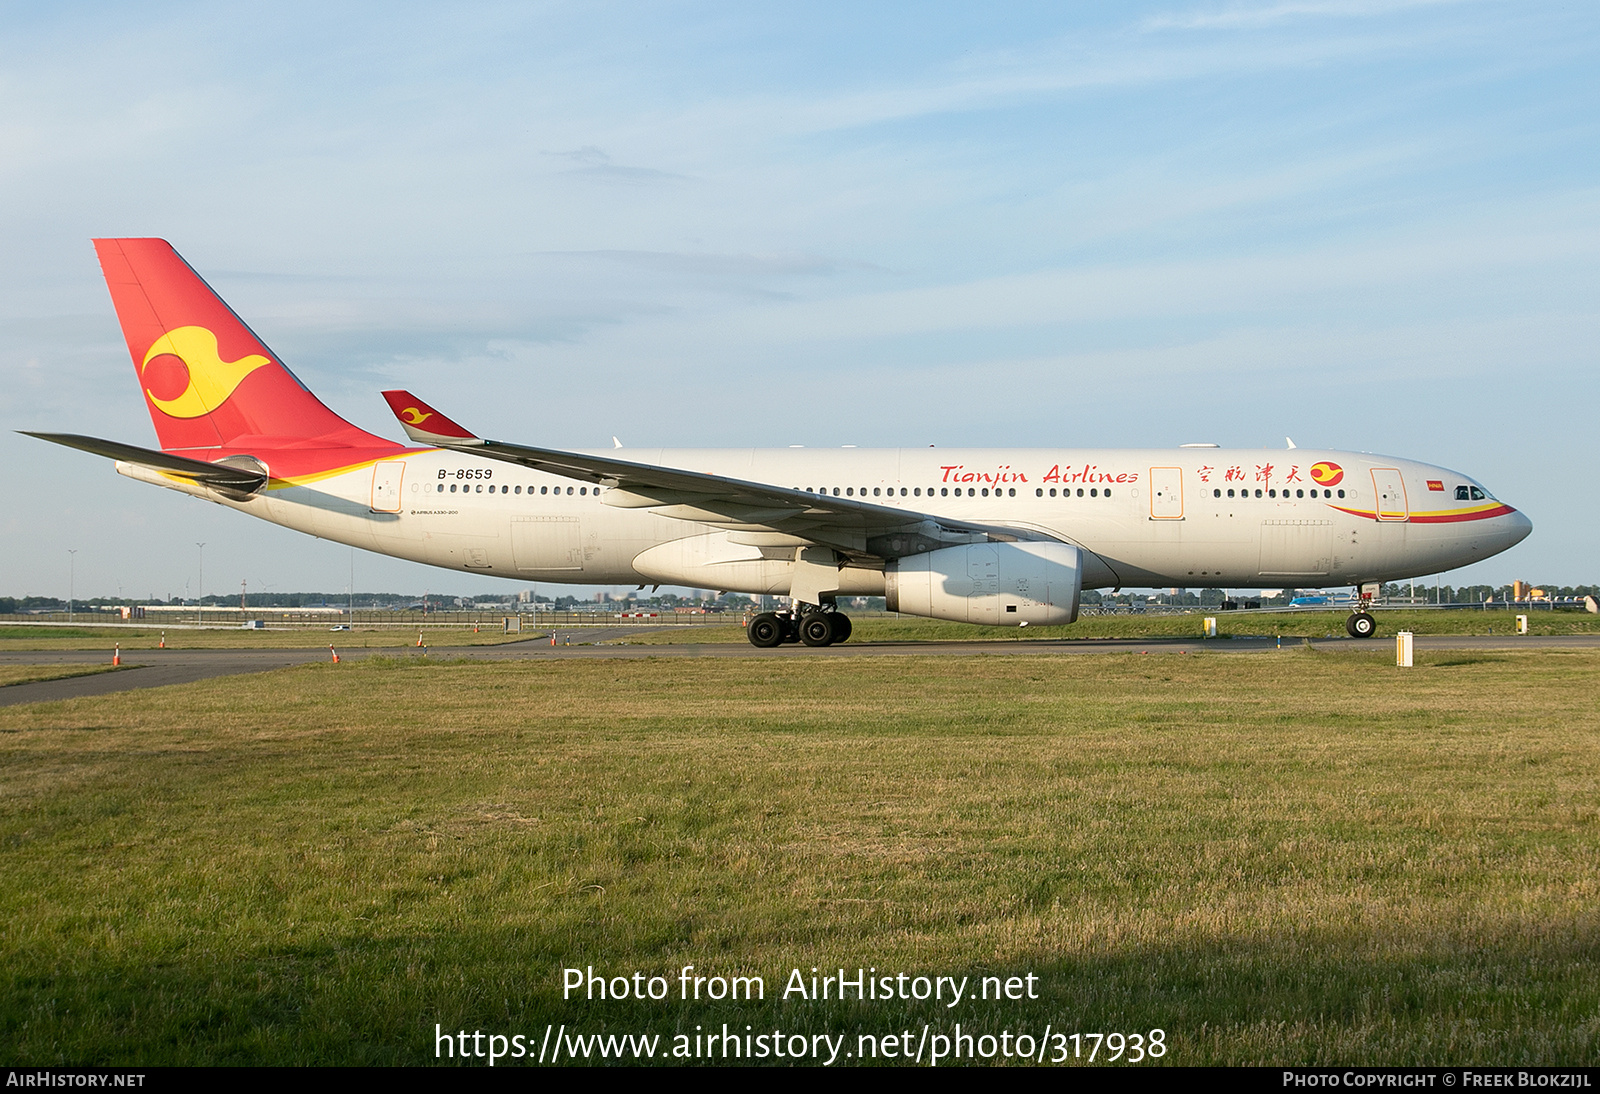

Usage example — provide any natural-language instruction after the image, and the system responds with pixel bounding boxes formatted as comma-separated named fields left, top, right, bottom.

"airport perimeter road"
left=4, top=633, right=1599, bottom=706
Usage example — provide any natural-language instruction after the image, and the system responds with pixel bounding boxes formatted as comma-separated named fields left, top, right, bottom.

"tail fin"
left=93, top=239, right=391, bottom=454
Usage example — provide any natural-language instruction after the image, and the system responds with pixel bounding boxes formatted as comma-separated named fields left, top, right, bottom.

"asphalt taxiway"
left=3, top=631, right=1598, bottom=707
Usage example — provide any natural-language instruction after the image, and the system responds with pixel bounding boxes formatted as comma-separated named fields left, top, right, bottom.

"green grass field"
left=617, top=609, right=1600, bottom=645
left=2, top=650, right=1597, bottom=1066
left=0, top=663, right=120, bottom=688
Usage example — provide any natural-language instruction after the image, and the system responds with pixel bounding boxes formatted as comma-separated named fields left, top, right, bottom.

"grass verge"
left=0, top=664, right=121, bottom=688
left=614, top=610, right=1600, bottom=645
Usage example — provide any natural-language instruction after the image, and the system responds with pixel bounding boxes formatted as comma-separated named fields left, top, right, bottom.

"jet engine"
left=884, top=541, right=1082, bottom=626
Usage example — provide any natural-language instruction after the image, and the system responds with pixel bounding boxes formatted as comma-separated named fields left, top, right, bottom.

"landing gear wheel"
left=830, top=613, right=852, bottom=644
left=800, top=614, right=836, bottom=647
left=748, top=612, right=784, bottom=648
left=1346, top=611, right=1377, bottom=639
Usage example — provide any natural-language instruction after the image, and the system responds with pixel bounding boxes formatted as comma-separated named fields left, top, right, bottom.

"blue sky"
left=3, top=1, right=1595, bottom=600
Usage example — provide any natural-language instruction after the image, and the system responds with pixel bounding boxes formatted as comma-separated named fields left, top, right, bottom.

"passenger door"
left=1371, top=468, right=1409, bottom=522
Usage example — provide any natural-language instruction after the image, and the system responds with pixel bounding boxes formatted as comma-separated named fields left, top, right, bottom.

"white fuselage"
left=121, top=446, right=1531, bottom=595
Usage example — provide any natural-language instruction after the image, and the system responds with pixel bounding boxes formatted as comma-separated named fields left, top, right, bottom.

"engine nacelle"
left=884, top=541, right=1082, bottom=626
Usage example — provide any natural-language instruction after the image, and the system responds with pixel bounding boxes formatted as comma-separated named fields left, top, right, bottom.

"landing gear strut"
left=747, top=606, right=852, bottom=648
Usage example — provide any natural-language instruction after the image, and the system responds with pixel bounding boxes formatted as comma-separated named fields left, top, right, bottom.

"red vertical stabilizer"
left=93, top=239, right=397, bottom=455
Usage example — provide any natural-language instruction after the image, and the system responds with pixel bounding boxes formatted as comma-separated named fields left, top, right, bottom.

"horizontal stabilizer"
left=22, top=432, right=268, bottom=492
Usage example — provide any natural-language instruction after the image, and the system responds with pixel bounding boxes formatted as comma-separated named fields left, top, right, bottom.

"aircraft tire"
left=800, top=614, right=835, bottom=647
left=830, top=613, right=852, bottom=643
left=748, top=613, right=784, bottom=648
left=1346, top=611, right=1377, bottom=639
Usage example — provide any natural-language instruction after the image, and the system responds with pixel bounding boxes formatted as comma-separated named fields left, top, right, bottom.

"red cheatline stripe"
left=1330, top=504, right=1514, bottom=524
left=1410, top=504, right=1515, bottom=524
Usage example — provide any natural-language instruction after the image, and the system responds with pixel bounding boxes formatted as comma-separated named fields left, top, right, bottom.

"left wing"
left=381, top=390, right=1021, bottom=560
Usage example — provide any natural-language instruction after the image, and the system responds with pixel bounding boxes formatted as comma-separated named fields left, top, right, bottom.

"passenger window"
left=1104, top=488, right=1112, bottom=498
left=1077, top=488, right=1084, bottom=497
left=981, top=488, right=989, bottom=497
left=1214, top=489, right=1221, bottom=498
left=1296, top=489, right=1304, bottom=498
left=541, top=486, right=548, bottom=494
left=833, top=488, right=840, bottom=496
left=1337, top=489, right=1344, bottom=498
left=941, top=488, right=948, bottom=496
left=1227, top=489, right=1234, bottom=498
left=450, top=484, right=457, bottom=492
left=1090, top=488, right=1098, bottom=497
left=1254, top=489, right=1262, bottom=498
left=1008, top=488, right=1015, bottom=497
left=567, top=486, right=574, bottom=495
left=580, top=487, right=587, bottom=495
left=1036, top=488, right=1043, bottom=497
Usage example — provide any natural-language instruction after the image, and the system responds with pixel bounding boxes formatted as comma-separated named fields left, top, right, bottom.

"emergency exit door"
left=1150, top=467, right=1184, bottom=519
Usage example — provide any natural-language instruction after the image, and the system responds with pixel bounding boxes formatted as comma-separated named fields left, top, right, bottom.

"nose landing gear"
left=1346, top=611, right=1377, bottom=638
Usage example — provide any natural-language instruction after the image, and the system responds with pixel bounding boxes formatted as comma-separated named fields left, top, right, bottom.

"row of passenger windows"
left=420, top=481, right=1349, bottom=502
left=426, top=483, right=593, bottom=495
left=1215, top=487, right=1344, bottom=499
left=803, top=486, right=1042, bottom=498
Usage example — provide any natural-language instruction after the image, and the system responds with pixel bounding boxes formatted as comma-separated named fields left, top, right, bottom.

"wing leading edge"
left=380, top=390, right=1028, bottom=560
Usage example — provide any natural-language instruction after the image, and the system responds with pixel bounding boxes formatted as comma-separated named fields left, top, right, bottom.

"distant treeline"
left=0, top=590, right=749, bottom=612
left=3, top=585, right=1594, bottom=615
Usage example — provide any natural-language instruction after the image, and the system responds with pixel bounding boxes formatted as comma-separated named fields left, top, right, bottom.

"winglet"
left=381, top=390, right=483, bottom=446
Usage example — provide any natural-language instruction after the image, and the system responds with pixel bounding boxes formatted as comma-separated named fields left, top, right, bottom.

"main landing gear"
left=747, top=607, right=853, bottom=648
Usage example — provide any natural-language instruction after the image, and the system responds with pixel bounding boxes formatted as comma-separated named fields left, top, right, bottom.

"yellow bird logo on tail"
left=400, top=407, right=434, bottom=426
left=140, top=326, right=271, bottom=419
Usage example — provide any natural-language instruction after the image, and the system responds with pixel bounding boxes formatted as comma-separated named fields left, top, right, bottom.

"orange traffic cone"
left=330, top=645, right=340, bottom=664
left=112, top=644, right=121, bottom=666
left=159, top=632, right=166, bottom=649
left=474, top=624, right=480, bottom=633
left=550, top=633, right=557, bottom=646
left=416, top=631, right=425, bottom=647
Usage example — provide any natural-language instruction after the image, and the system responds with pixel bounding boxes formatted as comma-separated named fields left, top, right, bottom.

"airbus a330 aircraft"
left=29, top=239, right=1532, bottom=647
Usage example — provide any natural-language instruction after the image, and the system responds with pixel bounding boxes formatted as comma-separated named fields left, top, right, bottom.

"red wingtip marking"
left=380, top=390, right=477, bottom=439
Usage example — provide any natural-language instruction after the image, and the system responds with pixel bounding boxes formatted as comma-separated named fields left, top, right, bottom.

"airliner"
left=27, top=239, right=1532, bottom=647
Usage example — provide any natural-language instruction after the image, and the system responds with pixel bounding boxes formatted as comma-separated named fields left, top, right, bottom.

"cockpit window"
left=1470, top=486, right=1486, bottom=501
left=1456, top=486, right=1470, bottom=501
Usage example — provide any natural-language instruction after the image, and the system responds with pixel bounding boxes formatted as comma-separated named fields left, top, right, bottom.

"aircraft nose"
left=1503, top=507, right=1533, bottom=547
